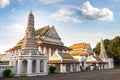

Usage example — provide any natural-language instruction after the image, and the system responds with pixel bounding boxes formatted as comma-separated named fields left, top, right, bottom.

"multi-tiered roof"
left=70, top=43, right=93, bottom=56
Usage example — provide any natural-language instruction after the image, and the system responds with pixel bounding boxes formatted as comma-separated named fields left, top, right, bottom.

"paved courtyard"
left=5, top=69, right=120, bottom=80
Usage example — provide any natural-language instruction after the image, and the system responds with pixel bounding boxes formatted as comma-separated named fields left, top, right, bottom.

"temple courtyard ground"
left=4, top=69, right=120, bottom=80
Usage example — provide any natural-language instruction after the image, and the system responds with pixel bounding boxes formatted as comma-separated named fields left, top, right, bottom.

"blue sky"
left=0, top=0, right=120, bottom=53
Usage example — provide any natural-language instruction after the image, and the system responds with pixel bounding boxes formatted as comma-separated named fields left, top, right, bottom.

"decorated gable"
left=42, top=26, right=64, bottom=46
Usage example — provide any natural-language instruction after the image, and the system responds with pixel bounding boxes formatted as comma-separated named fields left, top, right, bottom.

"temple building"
left=6, top=22, right=71, bottom=61
left=70, top=43, right=94, bottom=67
left=3, top=11, right=74, bottom=74
left=0, top=12, right=114, bottom=75
left=70, top=42, right=114, bottom=70
left=48, top=50, right=80, bottom=73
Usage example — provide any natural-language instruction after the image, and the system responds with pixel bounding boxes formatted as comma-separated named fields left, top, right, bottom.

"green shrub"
left=3, top=69, right=11, bottom=78
left=49, top=66, right=56, bottom=73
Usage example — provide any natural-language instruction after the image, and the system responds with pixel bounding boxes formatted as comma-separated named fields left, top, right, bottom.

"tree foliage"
left=108, top=36, right=120, bottom=65
left=108, top=36, right=120, bottom=57
left=93, top=42, right=100, bottom=55
left=3, top=69, right=11, bottom=78
left=49, top=66, right=56, bottom=73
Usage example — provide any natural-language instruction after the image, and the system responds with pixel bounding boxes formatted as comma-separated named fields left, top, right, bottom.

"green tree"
left=49, top=66, right=56, bottom=73
left=3, top=69, right=11, bottom=78
left=93, top=42, right=100, bottom=55
left=108, top=36, right=120, bottom=65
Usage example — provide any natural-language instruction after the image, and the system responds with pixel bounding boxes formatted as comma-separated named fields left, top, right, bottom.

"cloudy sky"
left=0, top=0, right=120, bottom=53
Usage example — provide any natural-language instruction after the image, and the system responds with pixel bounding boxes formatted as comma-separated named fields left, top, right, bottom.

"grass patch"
left=115, top=66, right=120, bottom=69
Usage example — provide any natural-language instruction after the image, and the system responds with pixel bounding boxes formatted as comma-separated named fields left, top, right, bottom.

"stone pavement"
left=4, top=69, right=120, bottom=80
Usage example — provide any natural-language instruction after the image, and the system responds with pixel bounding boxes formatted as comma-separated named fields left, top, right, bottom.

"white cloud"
left=50, top=9, right=81, bottom=23
left=77, top=1, right=114, bottom=21
left=0, top=23, right=25, bottom=53
left=38, top=0, right=64, bottom=4
left=0, top=0, right=10, bottom=8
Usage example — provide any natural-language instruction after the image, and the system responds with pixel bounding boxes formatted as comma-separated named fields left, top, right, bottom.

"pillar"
left=27, top=59, right=32, bottom=74
left=70, top=64, right=73, bottom=72
left=13, top=59, right=16, bottom=73
left=49, top=47, right=51, bottom=59
left=60, top=64, right=63, bottom=73
left=17, top=60, right=22, bottom=74
left=36, top=60, right=40, bottom=73
left=62, top=49, right=65, bottom=53
left=101, top=64, right=103, bottom=69
left=38, top=46, right=42, bottom=54
left=77, top=64, right=80, bottom=71
left=9, top=60, right=12, bottom=65
left=56, top=48, right=58, bottom=52
left=76, top=64, right=79, bottom=71
left=43, top=47, right=47, bottom=55
left=64, top=64, right=66, bottom=72
left=43, top=60, right=47, bottom=73
left=62, top=64, right=66, bottom=72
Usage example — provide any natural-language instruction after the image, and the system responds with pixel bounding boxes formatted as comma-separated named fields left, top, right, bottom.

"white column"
left=13, top=59, right=16, bottom=73
left=60, top=64, right=63, bottom=73
left=55, top=48, right=58, bottom=52
left=70, top=64, right=73, bottom=72
left=108, top=60, right=112, bottom=69
left=27, top=60, right=32, bottom=74
left=62, top=49, right=65, bottom=53
left=38, top=46, right=42, bottom=54
left=63, top=64, right=66, bottom=72
left=78, top=64, right=80, bottom=71
left=43, top=60, right=47, bottom=73
left=36, top=60, right=40, bottom=73
left=17, top=60, right=22, bottom=74
left=49, top=47, right=51, bottom=59
left=98, top=64, right=100, bottom=70
left=9, top=60, right=12, bottom=65
left=61, top=64, right=66, bottom=72
left=76, top=64, right=79, bottom=71
left=43, top=47, right=46, bottom=55
left=101, top=64, right=103, bottom=69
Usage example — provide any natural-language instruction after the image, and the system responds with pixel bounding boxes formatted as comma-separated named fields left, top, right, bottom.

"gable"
left=59, top=52, right=74, bottom=59
left=86, top=44, right=94, bottom=54
left=87, top=56, right=96, bottom=62
left=42, top=26, right=64, bottom=46
left=51, top=52, right=61, bottom=60
left=46, top=26, right=60, bottom=39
